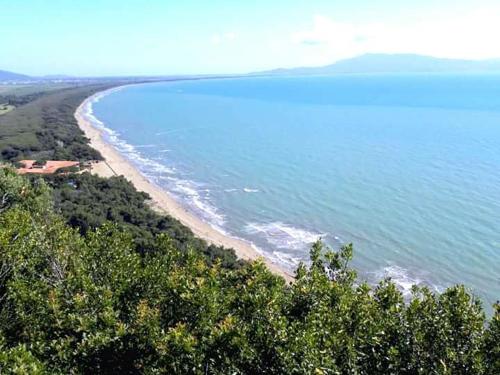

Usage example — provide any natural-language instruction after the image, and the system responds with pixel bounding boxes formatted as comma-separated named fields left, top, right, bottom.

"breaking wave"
left=372, top=265, right=442, bottom=298
left=245, top=221, right=325, bottom=251
left=82, top=89, right=224, bottom=230
left=243, top=187, right=259, bottom=193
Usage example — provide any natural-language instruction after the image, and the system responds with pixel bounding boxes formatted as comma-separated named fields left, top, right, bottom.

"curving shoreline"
left=75, top=87, right=294, bottom=281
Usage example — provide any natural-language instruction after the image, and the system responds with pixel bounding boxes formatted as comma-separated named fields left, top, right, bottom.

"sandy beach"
left=75, top=89, right=293, bottom=281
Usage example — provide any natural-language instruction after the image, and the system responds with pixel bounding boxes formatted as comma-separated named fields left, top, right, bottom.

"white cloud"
left=210, top=34, right=222, bottom=45
left=292, top=9, right=500, bottom=65
left=224, top=32, right=237, bottom=41
left=210, top=31, right=238, bottom=45
left=292, top=16, right=373, bottom=46
left=291, top=16, right=382, bottom=65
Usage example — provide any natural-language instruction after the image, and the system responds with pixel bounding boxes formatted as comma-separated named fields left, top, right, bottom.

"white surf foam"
left=245, top=221, right=325, bottom=251
left=243, top=187, right=259, bottom=193
left=82, top=89, right=224, bottom=231
left=373, top=265, right=442, bottom=298
left=81, top=88, right=123, bottom=129
left=166, top=177, right=225, bottom=228
left=134, top=144, right=159, bottom=148
left=272, top=251, right=303, bottom=268
left=223, top=187, right=259, bottom=193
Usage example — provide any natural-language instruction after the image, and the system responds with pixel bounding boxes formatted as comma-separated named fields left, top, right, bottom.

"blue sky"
left=1, top=0, right=499, bottom=76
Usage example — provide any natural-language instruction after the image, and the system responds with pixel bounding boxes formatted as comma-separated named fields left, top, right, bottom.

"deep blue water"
left=88, top=74, right=500, bottom=307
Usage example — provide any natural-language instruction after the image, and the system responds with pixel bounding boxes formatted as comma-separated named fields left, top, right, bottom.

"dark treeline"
left=0, top=85, right=111, bottom=162
left=42, top=172, right=241, bottom=269
left=0, top=92, right=46, bottom=107
left=0, top=168, right=499, bottom=374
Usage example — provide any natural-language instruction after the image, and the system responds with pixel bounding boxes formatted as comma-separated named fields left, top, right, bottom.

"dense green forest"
left=0, top=85, right=111, bottom=162
left=0, top=168, right=499, bottom=373
left=0, top=91, right=46, bottom=108
left=42, top=172, right=241, bottom=269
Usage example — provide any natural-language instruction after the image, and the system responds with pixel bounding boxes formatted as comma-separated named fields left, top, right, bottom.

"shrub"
left=0, top=170, right=498, bottom=373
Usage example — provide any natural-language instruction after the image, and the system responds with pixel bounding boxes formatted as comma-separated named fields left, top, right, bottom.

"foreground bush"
left=0, top=169, right=498, bottom=374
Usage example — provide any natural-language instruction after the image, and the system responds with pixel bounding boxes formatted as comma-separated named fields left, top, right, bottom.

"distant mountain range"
left=257, top=54, right=500, bottom=76
left=0, top=69, right=32, bottom=81
left=0, top=70, right=78, bottom=82
left=3, top=54, right=500, bottom=82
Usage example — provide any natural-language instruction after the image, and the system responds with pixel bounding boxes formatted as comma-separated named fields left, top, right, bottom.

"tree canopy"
left=0, top=86, right=107, bottom=162
left=43, top=172, right=241, bottom=269
left=0, top=168, right=498, bottom=374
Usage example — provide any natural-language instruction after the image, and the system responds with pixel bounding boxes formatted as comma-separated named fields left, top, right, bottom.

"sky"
left=1, top=0, right=499, bottom=76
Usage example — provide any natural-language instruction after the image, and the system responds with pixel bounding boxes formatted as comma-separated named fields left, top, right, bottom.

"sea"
left=85, top=74, right=500, bottom=308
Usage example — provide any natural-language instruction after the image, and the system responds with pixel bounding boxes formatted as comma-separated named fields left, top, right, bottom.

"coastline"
left=75, top=87, right=294, bottom=282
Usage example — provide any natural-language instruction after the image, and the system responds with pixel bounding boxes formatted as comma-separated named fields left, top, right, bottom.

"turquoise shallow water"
left=87, top=75, right=500, bottom=307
